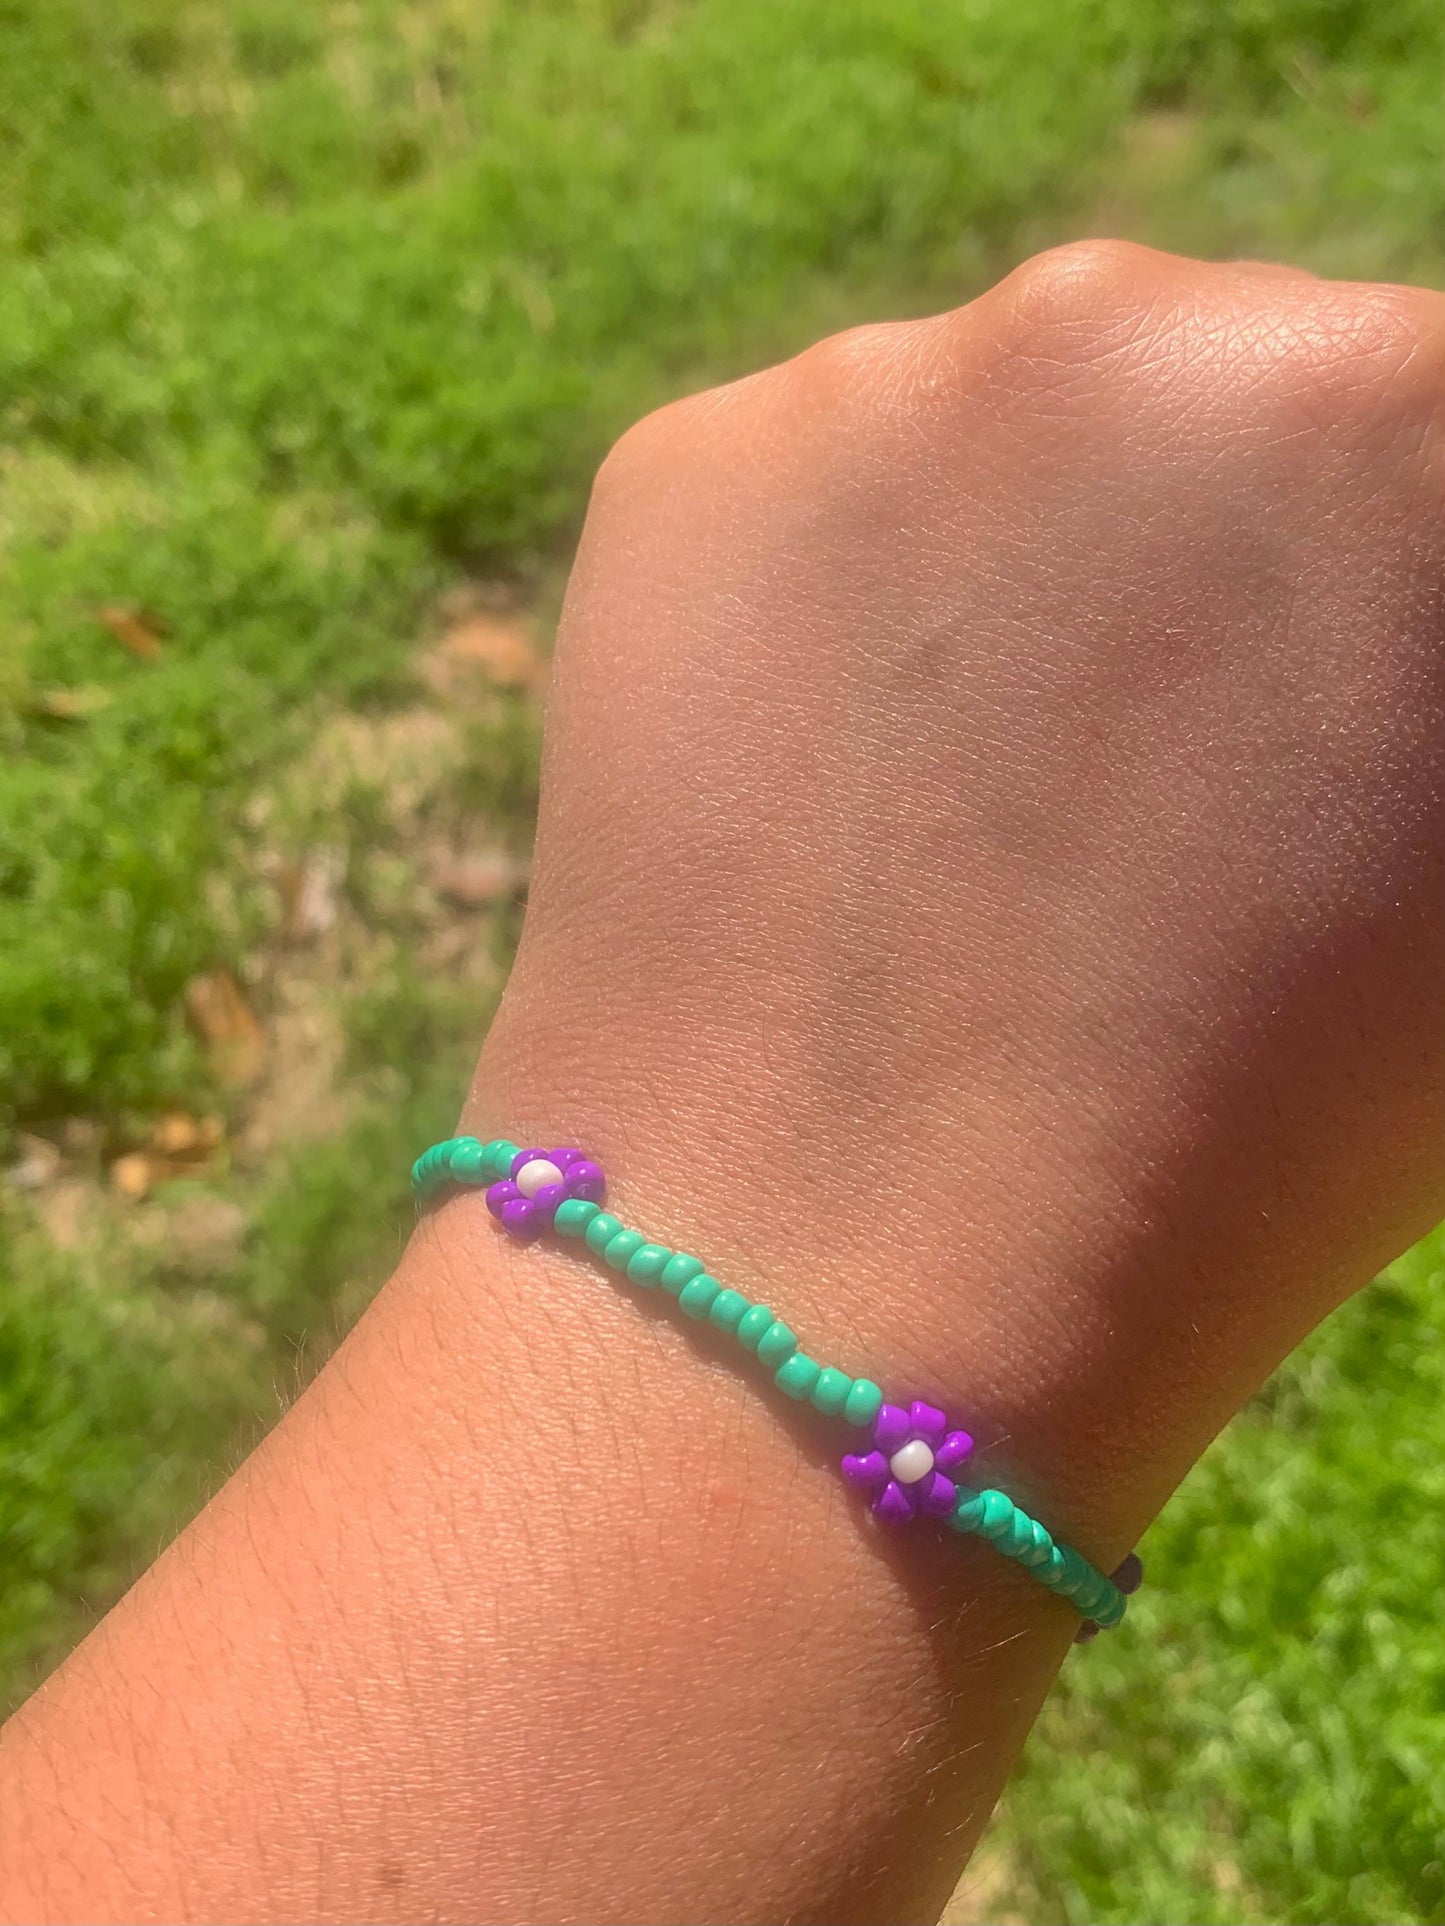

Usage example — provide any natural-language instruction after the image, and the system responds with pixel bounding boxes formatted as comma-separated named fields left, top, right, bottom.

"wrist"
left=458, top=1011, right=1199, bottom=1571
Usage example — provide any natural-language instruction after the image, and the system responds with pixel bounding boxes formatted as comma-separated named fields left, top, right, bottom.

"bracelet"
left=413, top=1134, right=1142, bottom=1640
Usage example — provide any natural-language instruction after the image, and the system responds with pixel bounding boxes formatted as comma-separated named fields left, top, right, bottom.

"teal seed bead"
left=659, top=1252, right=704, bottom=1295
left=604, top=1228, right=646, bottom=1272
left=418, top=1143, right=452, bottom=1187
left=843, top=1379, right=883, bottom=1427
left=1003, top=1514, right=1033, bottom=1559
left=735, top=1303, right=774, bottom=1351
left=809, top=1367, right=852, bottom=1417
left=1094, top=1588, right=1127, bottom=1630
left=626, top=1243, right=671, bottom=1287
left=708, top=1288, right=749, bottom=1332
left=775, top=1353, right=821, bottom=1400
left=755, top=1320, right=798, bottom=1367
left=1059, top=1548, right=1092, bottom=1602
left=448, top=1140, right=488, bottom=1183
left=1020, top=1519, right=1055, bottom=1568
left=481, top=1138, right=519, bottom=1178
left=678, top=1274, right=721, bottom=1320
left=951, top=1490, right=985, bottom=1532
left=584, top=1211, right=624, bottom=1254
left=554, top=1198, right=600, bottom=1238
left=979, top=1489, right=1008, bottom=1526
left=1074, top=1572, right=1108, bottom=1616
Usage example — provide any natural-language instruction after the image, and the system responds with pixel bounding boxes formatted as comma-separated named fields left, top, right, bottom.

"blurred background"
left=2, top=3, right=1443, bottom=1920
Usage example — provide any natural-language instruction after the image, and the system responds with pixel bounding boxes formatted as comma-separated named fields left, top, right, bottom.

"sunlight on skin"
left=2, top=243, right=1442, bottom=1925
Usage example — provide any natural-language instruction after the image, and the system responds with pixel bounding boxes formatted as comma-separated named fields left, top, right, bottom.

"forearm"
left=0, top=1056, right=1213, bottom=1926
left=5, top=239, right=1443, bottom=1926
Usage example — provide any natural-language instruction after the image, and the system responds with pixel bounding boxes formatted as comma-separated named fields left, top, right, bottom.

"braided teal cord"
left=413, top=1134, right=1129, bottom=1633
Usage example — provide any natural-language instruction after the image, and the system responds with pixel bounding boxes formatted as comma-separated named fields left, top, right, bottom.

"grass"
left=989, top=1225, right=1445, bottom=1926
left=1, top=3, right=1443, bottom=1919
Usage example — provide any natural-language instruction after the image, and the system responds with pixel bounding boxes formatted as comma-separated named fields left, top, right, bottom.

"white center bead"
left=888, top=1440, right=935, bottom=1485
left=515, top=1157, right=565, bottom=1198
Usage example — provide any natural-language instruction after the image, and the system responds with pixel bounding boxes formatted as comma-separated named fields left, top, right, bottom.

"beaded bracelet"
left=413, top=1134, right=1142, bottom=1640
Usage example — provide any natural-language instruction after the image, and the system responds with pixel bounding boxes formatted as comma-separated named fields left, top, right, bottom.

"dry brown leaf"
left=109, top=1151, right=155, bottom=1201
left=150, top=1111, right=225, bottom=1159
left=26, top=686, right=113, bottom=721
left=185, top=968, right=266, bottom=1087
left=432, top=849, right=530, bottom=908
left=97, top=604, right=163, bottom=659
left=279, top=845, right=346, bottom=942
left=6, top=1133, right=62, bottom=1191
left=157, top=1195, right=248, bottom=1275
left=418, top=614, right=545, bottom=699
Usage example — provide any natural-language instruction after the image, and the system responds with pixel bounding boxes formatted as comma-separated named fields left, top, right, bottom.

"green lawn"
left=2, top=4, right=1443, bottom=1920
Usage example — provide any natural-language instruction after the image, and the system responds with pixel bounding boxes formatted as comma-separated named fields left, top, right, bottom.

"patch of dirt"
left=127, top=1192, right=250, bottom=1278
left=417, top=611, right=547, bottom=699
left=239, top=973, right=351, bottom=1159
left=941, top=1837, right=1027, bottom=1926
left=185, top=968, right=267, bottom=1089
left=28, top=1176, right=107, bottom=1253
left=301, top=706, right=466, bottom=818
left=430, top=847, right=530, bottom=908
left=11, top=584, right=547, bottom=1281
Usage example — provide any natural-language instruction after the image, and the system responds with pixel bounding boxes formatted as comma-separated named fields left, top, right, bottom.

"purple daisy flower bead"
left=497, top=1146, right=608, bottom=1239
left=841, top=1399, right=974, bottom=1523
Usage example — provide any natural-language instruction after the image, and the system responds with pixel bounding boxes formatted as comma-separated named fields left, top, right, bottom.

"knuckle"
left=593, top=388, right=716, bottom=499
left=995, top=238, right=1174, bottom=351
left=786, top=319, right=929, bottom=419
left=795, top=319, right=908, bottom=385
left=1223, top=283, right=1445, bottom=472
left=1304, top=286, right=1445, bottom=416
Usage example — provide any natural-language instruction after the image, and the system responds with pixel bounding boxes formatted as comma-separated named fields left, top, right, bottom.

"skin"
left=1, top=241, right=1442, bottom=1925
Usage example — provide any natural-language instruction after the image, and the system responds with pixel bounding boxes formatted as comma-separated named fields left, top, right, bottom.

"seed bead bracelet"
left=413, top=1134, right=1142, bottom=1641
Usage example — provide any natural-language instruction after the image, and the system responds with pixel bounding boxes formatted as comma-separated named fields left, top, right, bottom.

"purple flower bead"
left=564, top=1158, right=606, bottom=1204
left=532, top=1181, right=568, bottom=1222
left=875, top=1481, right=917, bottom=1525
left=500, top=1197, right=544, bottom=1241
left=490, top=1145, right=609, bottom=1239
left=841, top=1449, right=888, bottom=1486
left=485, top=1179, right=520, bottom=1219
left=841, top=1399, right=975, bottom=1525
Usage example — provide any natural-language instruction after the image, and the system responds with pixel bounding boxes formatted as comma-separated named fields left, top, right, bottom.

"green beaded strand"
left=774, top=1353, right=821, bottom=1400
left=412, top=1135, right=519, bottom=1199
left=809, top=1366, right=852, bottom=1417
left=678, top=1274, right=721, bottom=1320
left=659, top=1253, right=705, bottom=1295
left=843, top=1378, right=883, bottom=1427
left=603, top=1229, right=646, bottom=1272
left=708, top=1288, right=750, bottom=1332
left=735, top=1303, right=774, bottom=1351
left=555, top=1198, right=600, bottom=1237
left=626, top=1243, right=672, bottom=1287
left=755, top=1320, right=798, bottom=1367
left=951, top=1487, right=1126, bottom=1629
left=584, top=1212, right=623, bottom=1254
left=410, top=1133, right=1131, bottom=1636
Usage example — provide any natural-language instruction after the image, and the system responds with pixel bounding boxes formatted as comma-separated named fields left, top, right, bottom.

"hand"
left=477, top=241, right=1445, bottom=1542
left=8, top=245, right=1443, bottom=1926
